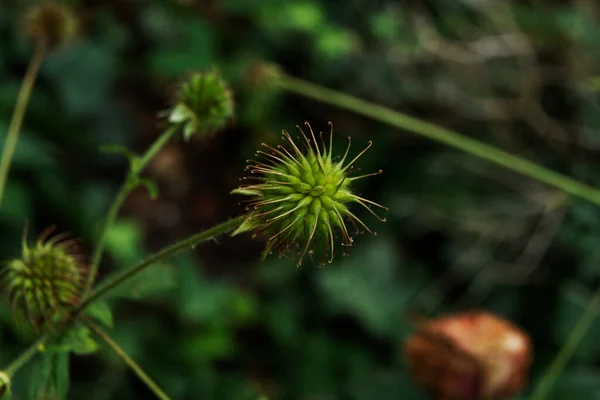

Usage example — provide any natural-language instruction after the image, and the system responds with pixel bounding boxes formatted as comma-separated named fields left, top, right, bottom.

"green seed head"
left=167, top=70, right=234, bottom=141
left=2, top=225, right=87, bottom=331
left=232, top=122, right=388, bottom=267
left=24, top=1, right=78, bottom=49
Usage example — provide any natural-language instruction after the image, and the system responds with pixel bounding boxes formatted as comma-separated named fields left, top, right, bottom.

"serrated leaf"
left=85, top=300, right=114, bottom=328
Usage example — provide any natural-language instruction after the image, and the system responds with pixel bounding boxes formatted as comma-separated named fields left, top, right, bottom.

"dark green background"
left=2, top=0, right=600, bottom=399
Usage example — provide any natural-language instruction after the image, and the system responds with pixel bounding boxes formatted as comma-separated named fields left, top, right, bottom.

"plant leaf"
left=85, top=300, right=114, bottom=328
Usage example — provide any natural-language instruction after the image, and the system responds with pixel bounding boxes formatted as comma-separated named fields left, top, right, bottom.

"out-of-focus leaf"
left=547, top=367, right=600, bottom=399
left=47, top=325, right=100, bottom=355
left=555, top=284, right=600, bottom=362
left=318, top=236, right=427, bottom=337
left=105, top=220, right=144, bottom=267
left=85, top=300, right=114, bottom=328
left=0, top=123, right=56, bottom=169
left=109, top=262, right=177, bottom=300
left=28, top=351, right=70, bottom=400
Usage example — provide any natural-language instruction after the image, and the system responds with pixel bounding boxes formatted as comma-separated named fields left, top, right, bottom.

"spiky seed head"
left=2, top=225, right=87, bottom=331
left=23, top=1, right=78, bottom=49
left=231, top=121, right=388, bottom=267
left=167, top=70, right=234, bottom=141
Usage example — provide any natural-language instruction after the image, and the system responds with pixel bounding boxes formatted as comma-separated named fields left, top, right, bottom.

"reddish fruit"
left=403, top=311, right=533, bottom=400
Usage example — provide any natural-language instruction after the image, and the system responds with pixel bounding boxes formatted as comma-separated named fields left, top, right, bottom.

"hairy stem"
left=0, top=40, right=46, bottom=207
left=277, top=73, right=600, bottom=207
left=529, top=285, right=600, bottom=400
left=85, top=126, right=179, bottom=294
left=84, top=318, right=172, bottom=400
left=79, top=215, right=245, bottom=312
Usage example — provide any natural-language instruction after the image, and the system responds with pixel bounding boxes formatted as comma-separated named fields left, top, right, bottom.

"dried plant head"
left=232, top=121, right=388, bottom=267
left=166, top=69, right=235, bottom=141
left=403, top=311, right=533, bottom=400
left=23, top=1, right=78, bottom=49
left=1, top=224, right=88, bottom=332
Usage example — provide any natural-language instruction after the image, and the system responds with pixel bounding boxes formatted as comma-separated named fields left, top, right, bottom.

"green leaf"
left=168, top=103, right=190, bottom=123
left=105, top=220, right=144, bottom=267
left=109, top=262, right=177, bottom=300
left=129, top=177, right=160, bottom=200
left=105, top=220, right=177, bottom=300
left=99, top=143, right=137, bottom=162
left=229, top=214, right=260, bottom=236
left=317, top=237, right=427, bottom=337
left=555, top=284, right=600, bottom=362
left=85, top=300, right=114, bottom=328
left=548, top=367, right=600, bottom=399
left=28, top=351, right=70, bottom=400
left=46, top=325, right=100, bottom=355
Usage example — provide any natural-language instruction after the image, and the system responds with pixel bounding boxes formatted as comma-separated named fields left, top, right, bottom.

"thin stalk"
left=85, top=126, right=179, bottom=294
left=4, top=336, right=47, bottom=377
left=529, top=285, right=600, bottom=400
left=0, top=40, right=46, bottom=207
left=78, top=215, right=245, bottom=312
left=84, top=318, right=172, bottom=400
left=3, top=215, right=244, bottom=377
left=277, top=74, right=600, bottom=207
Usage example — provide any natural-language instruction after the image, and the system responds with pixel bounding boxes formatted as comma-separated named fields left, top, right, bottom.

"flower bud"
left=231, top=122, right=388, bottom=267
left=167, top=70, right=234, bottom=141
left=2, top=226, right=87, bottom=331
left=23, top=1, right=78, bottom=50
left=403, top=311, right=533, bottom=400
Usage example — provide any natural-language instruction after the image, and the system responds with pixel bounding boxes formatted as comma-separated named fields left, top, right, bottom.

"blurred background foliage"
left=2, top=0, right=600, bottom=399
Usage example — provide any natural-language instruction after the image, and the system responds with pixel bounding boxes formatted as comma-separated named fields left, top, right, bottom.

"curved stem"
left=78, top=215, right=245, bottom=313
left=85, top=126, right=179, bottom=294
left=84, top=318, right=172, bottom=400
left=0, top=40, right=46, bottom=207
left=4, top=336, right=47, bottom=377
left=529, top=285, right=600, bottom=400
left=277, top=74, right=600, bottom=207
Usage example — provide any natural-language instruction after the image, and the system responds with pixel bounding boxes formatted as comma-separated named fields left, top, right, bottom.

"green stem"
left=0, top=41, right=46, bottom=207
left=4, top=336, right=47, bottom=377
left=85, top=126, right=179, bottom=295
left=529, top=285, right=600, bottom=400
left=84, top=318, right=172, bottom=400
left=277, top=74, right=600, bottom=207
left=78, top=215, right=245, bottom=312
left=3, top=215, right=244, bottom=378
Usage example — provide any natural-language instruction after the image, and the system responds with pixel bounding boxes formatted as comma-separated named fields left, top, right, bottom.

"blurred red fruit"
left=403, top=311, right=533, bottom=400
